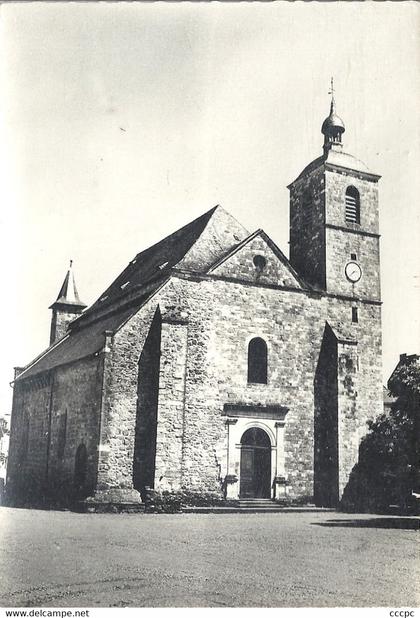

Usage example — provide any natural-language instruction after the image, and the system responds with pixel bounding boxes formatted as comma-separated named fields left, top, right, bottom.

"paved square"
left=0, top=507, right=418, bottom=607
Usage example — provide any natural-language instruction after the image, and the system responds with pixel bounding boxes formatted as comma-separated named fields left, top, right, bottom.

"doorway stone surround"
left=223, top=404, right=289, bottom=500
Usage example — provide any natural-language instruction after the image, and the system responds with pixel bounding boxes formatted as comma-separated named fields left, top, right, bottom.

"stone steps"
left=182, top=501, right=335, bottom=514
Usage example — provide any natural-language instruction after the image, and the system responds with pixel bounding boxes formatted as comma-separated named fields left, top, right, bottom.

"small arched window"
left=247, top=337, right=268, bottom=384
left=345, top=186, right=360, bottom=224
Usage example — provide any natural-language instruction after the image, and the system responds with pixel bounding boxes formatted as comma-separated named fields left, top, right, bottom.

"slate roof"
left=72, top=205, right=249, bottom=328
left=288, top=148, right=380, bottom=186
left=16, top=306, right=141, bottom=381
left=15, top=205, right=310, bottom=382
left=16, top=206, right=249, bottom=380
left=50, top=261, right=87, bottom=309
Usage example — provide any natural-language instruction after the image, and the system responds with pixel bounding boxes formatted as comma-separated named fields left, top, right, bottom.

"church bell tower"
left=288, top=82, right=383, bottom=506
left=288, top=80, right=381, bottom=303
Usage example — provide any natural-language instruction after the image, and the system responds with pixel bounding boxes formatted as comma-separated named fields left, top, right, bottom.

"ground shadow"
left=311, top=517, right=419, bottom=530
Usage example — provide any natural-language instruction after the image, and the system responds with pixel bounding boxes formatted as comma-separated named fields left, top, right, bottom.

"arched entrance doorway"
left=240, top=427, right=271, bottom=498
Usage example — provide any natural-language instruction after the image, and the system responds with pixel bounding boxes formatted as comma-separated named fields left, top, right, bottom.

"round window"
left=253, top=255, right=267, bottom=271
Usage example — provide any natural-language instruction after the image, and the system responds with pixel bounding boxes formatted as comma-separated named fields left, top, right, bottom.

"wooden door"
left=239, top=427, right=271, bottom=499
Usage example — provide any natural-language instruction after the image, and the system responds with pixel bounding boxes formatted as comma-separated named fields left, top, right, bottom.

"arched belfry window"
left=345, top=186, right=360, bottom=224
left=247, top=337, right=268, bottom=384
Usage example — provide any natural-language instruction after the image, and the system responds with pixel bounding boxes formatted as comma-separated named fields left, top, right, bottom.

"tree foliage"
left=0, top=417, right=9, bottom=438
left=341, top=360, right=420, bottom=513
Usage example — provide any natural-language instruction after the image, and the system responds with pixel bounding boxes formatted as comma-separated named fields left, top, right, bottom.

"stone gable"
left=209, top=232, right=303, bottom=289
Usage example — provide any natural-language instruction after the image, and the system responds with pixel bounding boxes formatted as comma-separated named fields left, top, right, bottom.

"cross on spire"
left=51, top=260, right=86, bottom=307
left=321, top=77, right=345, bottom=153
left=328, top=77, right=336, bottom=113
left=328, top=77, right=335, bottom=98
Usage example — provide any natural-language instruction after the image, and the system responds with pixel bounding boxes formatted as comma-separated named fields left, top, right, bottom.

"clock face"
left=345, top=261, right=362, bottom=283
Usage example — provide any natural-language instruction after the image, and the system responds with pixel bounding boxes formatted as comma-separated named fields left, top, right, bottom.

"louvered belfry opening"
left=345, top=186, right=360, bottom=224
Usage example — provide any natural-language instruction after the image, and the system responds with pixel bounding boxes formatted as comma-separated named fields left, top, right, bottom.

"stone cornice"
left=324, top=162, right=381, bottom=183
left=324, top=291, right=382, bottom=306
left=172, top=269, right=313, bottom=296
left=223, top=404, right=289, bottom=421
left=325, top=223, right=380, bottom=239
left=171, top=271, right=382, bottom=306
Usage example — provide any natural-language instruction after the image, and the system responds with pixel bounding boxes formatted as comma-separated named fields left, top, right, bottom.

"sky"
left=0, top=2, right=419, bottom=415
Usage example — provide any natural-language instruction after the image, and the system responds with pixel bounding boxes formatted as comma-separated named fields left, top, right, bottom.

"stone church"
left=7, top=96, right=382, bottom=508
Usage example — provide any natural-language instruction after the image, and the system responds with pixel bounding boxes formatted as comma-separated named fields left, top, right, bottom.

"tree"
left=0, top=417, right=9, bottom=468
left=341, top=357, right=420, bottom=513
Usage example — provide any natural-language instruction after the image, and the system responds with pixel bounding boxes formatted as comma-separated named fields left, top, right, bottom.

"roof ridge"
left=132, top=205, right=220, bottom=262
left=70, top=205, right=223, bottom=327
left=69, top=277, right=169, bottom=332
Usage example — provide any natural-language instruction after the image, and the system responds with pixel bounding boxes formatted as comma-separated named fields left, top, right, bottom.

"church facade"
left=7, top=98, right=383, bottom=508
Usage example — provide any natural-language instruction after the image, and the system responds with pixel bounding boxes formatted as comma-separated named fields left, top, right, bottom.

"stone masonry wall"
left=324, top=169, right=380, bottom=300
left=7, top=376, right=51, bottom=502
left=97, top=261, right=382, bottom=503
left=50, top=308, right=83, bottom=345
left=336, top=339, right=359, bottom=498
left=95, top=300, right=159, bottom=492
left=153, top=318, right=188, bottom=490
left=314, top=325, right=339, bottom=507
left=289, top=167, right=326, bottom=289
left=101, top=277, right=320, bottom=498
left=212, top=234, right=300, bottom=289
left=7, top=355, right=102, bottom=505
left=133, top=309, right=161, bottom=493
left=325, top=228, right=380, bottom=300
left=325, top=169, right=379, bottom=234
left=184, top=277, right=321, bottom=497
left=325, top=296, right=383, bottom=499
left=47, top=356, right=103, bottom=500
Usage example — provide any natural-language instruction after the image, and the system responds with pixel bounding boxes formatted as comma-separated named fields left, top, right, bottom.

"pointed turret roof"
left=49, top=260, right=87, bottom=310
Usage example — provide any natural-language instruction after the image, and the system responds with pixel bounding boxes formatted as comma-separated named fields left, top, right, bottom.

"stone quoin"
left=7, top=92, right=382, bottom=508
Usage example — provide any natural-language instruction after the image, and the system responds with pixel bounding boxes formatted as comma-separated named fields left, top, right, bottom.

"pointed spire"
left=49, top=260, right=86, bottom=345
left=53, top=260, right=86, bottom=307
